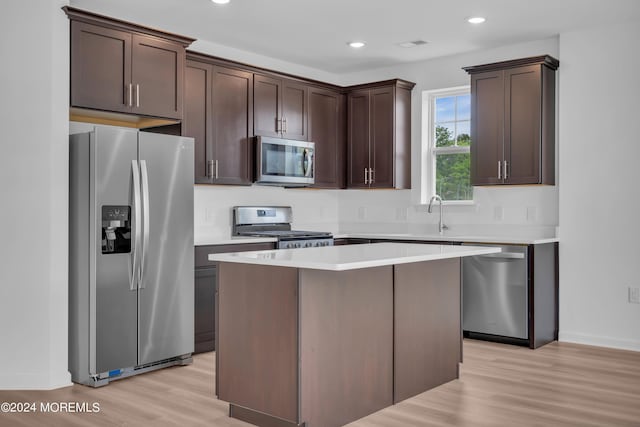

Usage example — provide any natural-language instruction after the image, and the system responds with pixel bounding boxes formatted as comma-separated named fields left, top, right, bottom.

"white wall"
left=0, top=0, right=71, bottom=389
left=192, top=39, right=561, bottom=242
left=558, top=20, right=640, bottom=351
left=195, top=186, right=340, bottom=244
left=336, top=38, right=560, bottom=236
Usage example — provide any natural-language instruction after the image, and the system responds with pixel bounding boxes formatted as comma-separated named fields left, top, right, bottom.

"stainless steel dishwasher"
left=462, top=244, right=528, bottom=339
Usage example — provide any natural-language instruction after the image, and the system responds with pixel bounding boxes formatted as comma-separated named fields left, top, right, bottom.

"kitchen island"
left=209, top=243, right=500, bottom=427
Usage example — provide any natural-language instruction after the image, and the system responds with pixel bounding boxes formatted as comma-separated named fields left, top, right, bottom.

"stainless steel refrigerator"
left=69, top=125, right=194, bottom=387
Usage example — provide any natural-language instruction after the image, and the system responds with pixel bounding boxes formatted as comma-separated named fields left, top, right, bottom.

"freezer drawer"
left=462, top=244, right=528, bottom=339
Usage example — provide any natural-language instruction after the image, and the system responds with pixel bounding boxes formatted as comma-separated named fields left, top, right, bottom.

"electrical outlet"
left=396, top=207, right=408, bottom=221
left=526, top=206, right=537, bottom=222
left=205, top=207, right=215, bottom=223
left=629, top=287, right=640, bottom=304
left=357, top=207, right=366, bottom=220
left=493, top=206, right=503, bottom=221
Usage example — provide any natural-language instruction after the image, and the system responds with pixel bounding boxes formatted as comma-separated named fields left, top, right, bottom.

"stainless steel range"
left=232, top=206, right=333, bottom=249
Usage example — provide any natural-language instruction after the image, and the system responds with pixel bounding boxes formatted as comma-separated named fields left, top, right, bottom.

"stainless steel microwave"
left=255, top=136, right=315, bottom=186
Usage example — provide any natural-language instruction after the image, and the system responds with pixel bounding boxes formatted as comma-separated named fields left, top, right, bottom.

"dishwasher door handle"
left=477, top=252, right=525, bottom=260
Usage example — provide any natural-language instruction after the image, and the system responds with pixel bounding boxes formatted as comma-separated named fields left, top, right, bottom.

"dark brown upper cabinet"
left=254, top=74, right=308, bottom=141
left=65, top=7, right=194, bottom=121
left=464, top=55, right=559, bottom=186
left=184, top=56, right=253, bottom=185
left=347, top=80, right=414, bottom=189
left=308, top=87, right=346, bottom=188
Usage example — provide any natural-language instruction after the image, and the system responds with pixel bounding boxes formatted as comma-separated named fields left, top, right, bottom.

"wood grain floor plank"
left=0, top=340, right=639, bottom=426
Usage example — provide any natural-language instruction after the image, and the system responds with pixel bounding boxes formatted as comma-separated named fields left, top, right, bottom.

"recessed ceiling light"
left=348, top=41, right=366, bottom=48
left=467, top=16, right=486, bottom=24
left=211, top=0, right=230, bottom=4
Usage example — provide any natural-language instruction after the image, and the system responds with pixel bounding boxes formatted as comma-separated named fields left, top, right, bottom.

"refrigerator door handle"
left=131, top=160, right=142, bottom=291
left=140, top=160, right=150, bottom=289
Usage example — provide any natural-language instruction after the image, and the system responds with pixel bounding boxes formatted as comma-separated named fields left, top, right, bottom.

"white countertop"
left=336, top=232, right=558, bottom=245
left=195, top=231, right=557, bottom=247
left=208, top=242, right=501, bottom=271
left=194, top=236, right=277, bottom=246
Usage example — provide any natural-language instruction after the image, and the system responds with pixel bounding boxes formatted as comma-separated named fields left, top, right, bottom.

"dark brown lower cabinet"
left=194, top=267, right=216, bottom=354
left=193, top=242, right=276, bottom=354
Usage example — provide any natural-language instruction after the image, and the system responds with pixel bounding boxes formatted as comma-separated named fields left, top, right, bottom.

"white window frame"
left=421, top=86, right=473, bottom=205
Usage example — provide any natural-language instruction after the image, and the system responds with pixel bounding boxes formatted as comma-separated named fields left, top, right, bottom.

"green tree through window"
left=430, top=90, right=472, bottom=201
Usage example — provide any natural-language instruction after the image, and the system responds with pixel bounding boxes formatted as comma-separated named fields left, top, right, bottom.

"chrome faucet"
left=428, top=195, right=448, bottom=235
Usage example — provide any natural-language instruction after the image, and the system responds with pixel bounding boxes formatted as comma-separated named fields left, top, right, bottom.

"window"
left=423, top=87, right=473, bottom=203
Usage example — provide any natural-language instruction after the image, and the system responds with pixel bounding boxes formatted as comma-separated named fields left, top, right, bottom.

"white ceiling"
left=69, top=0, right=640, bottom=74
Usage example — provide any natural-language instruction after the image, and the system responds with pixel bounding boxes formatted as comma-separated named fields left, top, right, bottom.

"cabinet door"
left=184, top=60, right=213, bottom=183
left=131, top=34, right=184, bottom=119
left=471, top=70, right=504, bottom=185
left=281, top=80, right=308, bottom=141
left=70, top=21, right=132, bottom=113
left=212, top=66, right=253, bottom=185
left=370, top=87, right=395, bottom=188
left=347, top=90, right=371, bottom=188
left=254, top=74, right=282, bottom=137
left=504, top=65, right=541, bottom=184
left=309, top=87, right=345, bottom=188
left=195, top=267, right=216, bottom=353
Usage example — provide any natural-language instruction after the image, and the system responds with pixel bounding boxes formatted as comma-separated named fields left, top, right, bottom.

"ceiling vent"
left=397, top=40, right=428, bottom=48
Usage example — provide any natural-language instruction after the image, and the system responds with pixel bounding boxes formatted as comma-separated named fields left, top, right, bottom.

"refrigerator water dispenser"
left=101, top=205, right=131, bottom=254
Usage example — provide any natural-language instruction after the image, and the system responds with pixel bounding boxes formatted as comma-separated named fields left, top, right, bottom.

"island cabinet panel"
left=299, top=266, right=394, bottom=427
left=393, top=259, right=461, bottom=403
left=217, top=263, right=298, bottom=423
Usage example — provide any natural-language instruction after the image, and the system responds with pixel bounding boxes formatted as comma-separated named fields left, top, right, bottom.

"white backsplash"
left=195, top=184, right=558, bottom=244
left=194, top=185, right=341, bottom=245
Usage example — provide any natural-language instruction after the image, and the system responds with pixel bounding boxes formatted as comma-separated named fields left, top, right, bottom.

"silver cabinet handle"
left=504, top=161, right=508, bottom=180
left=215, top=160, right=219, bottom=179
left=498, top=161, right=502, bottom=179
left=136, top=84, right=140, bottom=108
left=130, top=160, right=141, bottom=291
left=128, top=83, right=133, bottom=107
left=282, top=117, right=287, bottom=133
left=369, top=168, right=374, bottom=184
left=364, top=167, right=368, bottom=184
left=276, top=118, right=281, bottom=133
left=139, top=160, right=150, bottom=289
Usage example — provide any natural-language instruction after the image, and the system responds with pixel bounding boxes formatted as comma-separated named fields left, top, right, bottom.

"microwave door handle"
left=302, top=149, right=312, bottom=177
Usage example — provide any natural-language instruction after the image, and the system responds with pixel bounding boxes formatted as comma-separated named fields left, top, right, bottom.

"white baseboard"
left=0, top=371, right=72, bottom=390
left=559, top=331, right=640, bottom=352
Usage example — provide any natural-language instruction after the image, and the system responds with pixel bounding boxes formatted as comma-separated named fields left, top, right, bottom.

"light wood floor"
left=1, top=339, right=639, bottom=426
